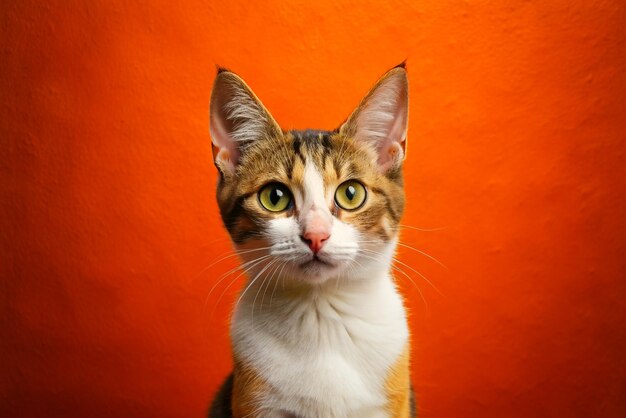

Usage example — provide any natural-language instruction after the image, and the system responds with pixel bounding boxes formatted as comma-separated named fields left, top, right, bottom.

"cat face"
left=210, top=66, right=408, bottom=284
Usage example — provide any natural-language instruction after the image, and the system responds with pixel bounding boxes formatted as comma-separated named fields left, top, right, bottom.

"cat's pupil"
left=270, top=188, right=284, bottom=205
left=345, top=185, right=356, bottom=201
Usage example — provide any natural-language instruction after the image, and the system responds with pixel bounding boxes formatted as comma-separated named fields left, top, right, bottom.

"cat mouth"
left=299, top=255, right=334, bottom=269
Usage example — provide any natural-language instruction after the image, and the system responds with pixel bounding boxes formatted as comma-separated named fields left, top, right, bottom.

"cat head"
left=210, top=65, right=408, bottom=285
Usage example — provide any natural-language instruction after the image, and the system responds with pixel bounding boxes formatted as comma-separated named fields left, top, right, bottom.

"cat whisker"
left=358, top=248, right=438, bottom=296
left=194, top=254, right=238, bottom=282
left=203, top=246, right=274, bottom=270
left=194, top=246, right=275, bottom=287
left=331, top=255, right=357, bottom=261
left=251, top=259, right=280, bottom=320
left=238, top=257, right=276, bottom=316
left=357, top=251, right=429, bottom=309
left=347, top=257, right=366, bottom=276
left=260, top=259, right=283, bottom=312
left=390, top=256, right=443, bottom=297
left=390, top=256, right=444, bottom=294
left=392, top=264, right=428, bottom=310
left=354, top=238, right=447, bottom=270
left=396, top=242, right=447, bottom=269
left=269, top=261, right=288, bottom=309
left=328, top=249, right=359, bottom=254
left=329, top=255, right=357, bottom=259
left=208, top=255, right=273, bottom=318
left=399, top=224, right=448, bottom=232
left=204, top=260, right=255, bottom=314
left=271, top=249, right=300, bottom=256
left=354, top=240, right=385, bottom=245
left=206, top=254, right=271, bottom=300
left=359, top=248, right=443, bottom=297
left=260, top=259, right=285, bottom=313
left=252, top=263, right=274, bottom=318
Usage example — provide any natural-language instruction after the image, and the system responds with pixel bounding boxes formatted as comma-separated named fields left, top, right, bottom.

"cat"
left=208, top=64, right=415, bottom=418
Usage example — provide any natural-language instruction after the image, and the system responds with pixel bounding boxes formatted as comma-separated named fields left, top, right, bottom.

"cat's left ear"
left=209, top=69, right=281, bottom=175
left=339, top=65, right=409, bottom=172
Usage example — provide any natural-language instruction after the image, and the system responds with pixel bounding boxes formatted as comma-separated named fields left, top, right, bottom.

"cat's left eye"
left=335, top=180, right=367, bottom=211
left=258, top=183, right=292, bottom=212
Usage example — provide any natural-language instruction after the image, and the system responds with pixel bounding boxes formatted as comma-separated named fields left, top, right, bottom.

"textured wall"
left=2, top=1, right=625, bottom=417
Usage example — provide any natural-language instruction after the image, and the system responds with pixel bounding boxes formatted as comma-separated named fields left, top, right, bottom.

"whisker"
left=194, top=246, right=273, bottom=282
left=357, top=250, right=429, bottom=309
left=269, top=261, right=288, bottom=309
left=399, top=224, right=448, bottom=232
left=362, top=250, right=434, bottom=305
left=206, top=254, right=271, bottom=302
left=354, top=238, right=447, bottom=270
left=207, top=246, right=274, bottom=267
left=208, top=255, right=272, bottom=318
left=396, top=242, right=447, bottom=269
left=203, top=262, right=249, bottom=313
left=238, top=256, right=275, bottom=313
left=392, top=263, right=428, bottom=310
left=390, top=256, right=443, bottom=296
left=260, top=260, right=284, bottom=312
left=358, top=248, right=441, bottom=299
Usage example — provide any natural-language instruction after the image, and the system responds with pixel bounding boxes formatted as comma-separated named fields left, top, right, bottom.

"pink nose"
left=301, top=231, right=330, bottom=254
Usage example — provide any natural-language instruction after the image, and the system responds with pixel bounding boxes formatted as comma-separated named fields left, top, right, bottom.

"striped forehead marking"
left=287, top=129, right=337, bottom=178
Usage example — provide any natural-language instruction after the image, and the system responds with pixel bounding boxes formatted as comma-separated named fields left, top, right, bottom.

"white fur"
left=223, top=86, right=269, bottom=143
left=232, top=266, right=408, bottom=418
left=232, top=164, right=409, bottom=417
left=299, top=162, right=331, bottom=210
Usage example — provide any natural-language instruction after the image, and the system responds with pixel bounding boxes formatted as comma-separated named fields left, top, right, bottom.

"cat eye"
left=335, top=180, right=367, bottom=211
left=258, top=183, right=292, bottom=212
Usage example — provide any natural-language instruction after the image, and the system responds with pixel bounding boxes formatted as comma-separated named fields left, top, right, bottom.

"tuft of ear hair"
left=340, top=65, right=409, bottom=172
left=209, top=69, right=281, bottom=174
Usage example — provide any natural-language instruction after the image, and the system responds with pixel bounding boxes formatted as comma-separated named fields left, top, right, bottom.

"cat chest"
left=232, top=300, right=409, bottom=417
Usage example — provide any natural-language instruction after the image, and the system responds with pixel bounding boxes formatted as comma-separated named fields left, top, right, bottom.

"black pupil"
left=269, top=188, right=284, bottom=205
left=345, top=185, right=356, bottom=201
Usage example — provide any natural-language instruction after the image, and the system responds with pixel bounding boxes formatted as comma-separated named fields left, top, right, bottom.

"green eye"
left=335, top=180, right=367, bottom=211
left=259, top=183, right=292, bottom=212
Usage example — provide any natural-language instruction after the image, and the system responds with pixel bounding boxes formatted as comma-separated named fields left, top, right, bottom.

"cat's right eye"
left=258, top=183, right=292, bottom=212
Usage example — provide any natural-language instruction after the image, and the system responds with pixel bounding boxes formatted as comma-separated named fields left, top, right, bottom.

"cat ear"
left=339, top=65, right=409, bottom=172
left=209, top=69, right=281, bottom=174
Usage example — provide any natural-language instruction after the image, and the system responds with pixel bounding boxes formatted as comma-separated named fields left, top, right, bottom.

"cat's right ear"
left=209, top=69, right=281, bottom=175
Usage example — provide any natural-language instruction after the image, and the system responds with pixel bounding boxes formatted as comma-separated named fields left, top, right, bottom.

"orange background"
left=2, top=1, right=626, bottom=417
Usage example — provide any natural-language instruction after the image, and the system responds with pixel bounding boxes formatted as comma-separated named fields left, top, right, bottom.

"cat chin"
left=291, top=258, right=349, bottom=284
left=296, top=263, right=337, bottom=282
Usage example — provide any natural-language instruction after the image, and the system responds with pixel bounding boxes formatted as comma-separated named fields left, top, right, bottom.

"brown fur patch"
left=231, top=359, right=268, bottom=417
left=385, top=343, right=412, bottom=418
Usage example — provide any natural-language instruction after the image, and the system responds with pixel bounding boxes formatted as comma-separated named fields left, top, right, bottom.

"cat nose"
left=301, top=231, right=330, bottom=254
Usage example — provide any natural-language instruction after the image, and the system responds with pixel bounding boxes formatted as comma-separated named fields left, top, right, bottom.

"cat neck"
left=231, top=262, right=408, bottom=358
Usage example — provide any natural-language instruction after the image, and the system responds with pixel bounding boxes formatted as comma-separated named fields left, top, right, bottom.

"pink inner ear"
left=348, top=68, right=409, bottom=172
left=379, top=141, right=405, bottom=172
left=210, top=109, right=240, bottom=171
left=378, top=99, right=408, bottom=169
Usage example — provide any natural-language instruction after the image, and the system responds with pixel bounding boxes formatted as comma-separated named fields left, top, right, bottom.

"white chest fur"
left=231, top=274, right=409, bottom=418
